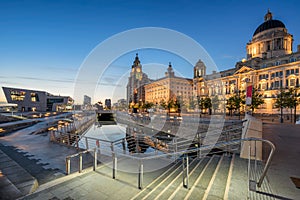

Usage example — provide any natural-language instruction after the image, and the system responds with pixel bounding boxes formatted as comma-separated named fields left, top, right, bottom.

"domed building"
left=193, top=10, right=300, bottom=116
left=246, top=9, right=293, bottom=59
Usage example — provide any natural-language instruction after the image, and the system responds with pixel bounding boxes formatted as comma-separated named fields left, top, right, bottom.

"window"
left=286, top=70, right=290, bottom=76
left=261, top=83, right=267, bottom=90
left=296, top=69, right=299, bottom=74
left=290, top=57, right=296, bottom=62
left=279, top=71, right=283, bottom=77
left=10, top=90, right=26, bottom=101
left=275, top=61, right=281, bottom=66
left=290, top=79, right=296, bottom=87
left=291, top=69, right=295, bottom=74
left=31, top=93, right=39, bottom=102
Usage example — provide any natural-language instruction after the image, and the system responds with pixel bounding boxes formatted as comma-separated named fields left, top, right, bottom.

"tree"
left=274, top=88, right=288, bottom=123
left=226, top=96, right=235, bottom=116
left=249, top=88, right=265, bottom=115
left=284, top=88, right=300, bottom=123
left=203, top=97, right=212, bottom=115
left=226, top=91, right=245, bottom=118
left=160, top=99, right=167, bottom=110
left=188, top=96, right=197, bottom=110
left=143, top=102, right=154, bottom=111
left=198, top=97, right=205, bottom=114
left=211, top=95, right=219, bottom=114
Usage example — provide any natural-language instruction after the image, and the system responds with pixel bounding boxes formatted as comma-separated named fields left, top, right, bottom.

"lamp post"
left=294, top=86, right=299, bottom=123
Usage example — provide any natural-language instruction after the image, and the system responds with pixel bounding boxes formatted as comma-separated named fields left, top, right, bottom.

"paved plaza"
left=0, top=116, right=300, bottom=199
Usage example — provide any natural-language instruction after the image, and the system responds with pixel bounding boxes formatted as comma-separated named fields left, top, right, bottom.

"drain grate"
left=290, top=177, right=300, bottom=189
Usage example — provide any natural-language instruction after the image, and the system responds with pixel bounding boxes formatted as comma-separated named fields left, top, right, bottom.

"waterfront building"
left=144, top=62, right=193, bottom=107
left=2, top=87, right=73, bottom=112
left=127, top=10, right=300, bottom=114
left=194, top=10, right=300, bottom=114
left=105, top=99, right=112, bottom=110
left=126, top=53, right=151, bottom=112
left=83, top=95, right=91, bottom=105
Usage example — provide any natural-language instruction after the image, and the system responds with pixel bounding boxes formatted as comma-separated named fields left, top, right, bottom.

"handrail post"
left=111, top=142, right=114, bottom=152
left=112, top=152, right=117, bottom=179
left=79, top=152, right=82, bottom=173
left=138, top=160, right=143, bottom=189
left=122, top=138, right=126, bottom=153
left=93, top=148, right=97, bottom=171
left=66, top=157, right=70, bottom=175
left=248, top=145, right=251, bottom=198
left=85, top=137, right=89, bottom=149
left=186, top=155, right=189, bottom=188
left=257, top=139, right=275, bottom=188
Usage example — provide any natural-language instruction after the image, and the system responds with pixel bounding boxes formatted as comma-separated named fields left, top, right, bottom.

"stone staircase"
left=115, top=153, right=276, bottom=200
left=0, top=149, right=38, bottom=200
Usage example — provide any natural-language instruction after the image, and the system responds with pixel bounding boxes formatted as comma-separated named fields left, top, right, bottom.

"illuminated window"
left=290, top=79, right=296, bottom=87
left=31, top=93, right=39, bottom=102
left=10, top=90, right=26, bottom=101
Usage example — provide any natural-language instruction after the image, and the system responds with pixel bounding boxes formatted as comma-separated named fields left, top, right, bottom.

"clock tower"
left=126, top=53, right=150, bottom=112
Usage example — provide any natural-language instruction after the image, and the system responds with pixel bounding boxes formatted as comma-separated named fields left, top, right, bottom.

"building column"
left=283, top=68, right=286, bottom=88
left=268, top=71, right=271, bottom=90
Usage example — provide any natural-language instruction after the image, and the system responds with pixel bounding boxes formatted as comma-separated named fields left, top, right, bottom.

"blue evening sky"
left=1, top=0, right=300, bottom=103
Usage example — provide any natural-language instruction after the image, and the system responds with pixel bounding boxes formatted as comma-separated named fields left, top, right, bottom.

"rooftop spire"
left=264, top=9, right=273, bottom=21
left=132, top=53, right=141, bottom=67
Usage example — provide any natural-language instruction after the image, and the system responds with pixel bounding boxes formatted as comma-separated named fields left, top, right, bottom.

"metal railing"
left=246, top=138, right=276, bottom=189
left=65, top=136, right=275, bottom=190
left=65, top=148, right=97, bottom=175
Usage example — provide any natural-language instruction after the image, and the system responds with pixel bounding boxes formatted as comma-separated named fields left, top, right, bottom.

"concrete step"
left=0, top=149, right=38, bottom=197
left=227, top=154, right=249, bottom=199
left=168, top=157, right=210, bottom=200
left=95, top=158, right=183, bottom=200
left=184, top=155, right=221, bottom=200
left=150, top=157, right=200, bottom=200
left=133, top=160, right=185, bottom=200
left=205, top=155, right=231, bottom=200
left=249, top=160, right=276, bottom=200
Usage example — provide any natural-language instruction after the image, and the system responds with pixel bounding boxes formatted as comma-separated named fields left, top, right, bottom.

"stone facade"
left=144, top=63, right=193, bottom=105
left=195, top=10, right=300, bottom=114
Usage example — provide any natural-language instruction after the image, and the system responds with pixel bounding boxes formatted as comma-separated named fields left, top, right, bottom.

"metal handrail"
left=242, top=137, right=275, bottom=188
left=65, top=136, right=275, bottom=190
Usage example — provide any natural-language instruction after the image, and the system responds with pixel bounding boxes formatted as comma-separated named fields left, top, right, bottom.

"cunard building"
left=144, top=62, right=193, bottom=106
left=194, top=10, right=300, bottom=114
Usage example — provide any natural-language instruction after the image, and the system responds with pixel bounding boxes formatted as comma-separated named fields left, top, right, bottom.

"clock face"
left=136, top=68, right=141, bottom=72
left=136, top=72, right=141, bottom=80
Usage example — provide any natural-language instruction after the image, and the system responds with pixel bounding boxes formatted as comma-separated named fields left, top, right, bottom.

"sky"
left=1, top=0, right=300, bottom=104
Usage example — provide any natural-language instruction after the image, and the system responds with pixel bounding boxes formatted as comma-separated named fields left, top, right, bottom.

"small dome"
left=253, top=19, right=286, bottom=36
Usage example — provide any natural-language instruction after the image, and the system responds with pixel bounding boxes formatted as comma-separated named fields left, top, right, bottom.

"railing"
left=246, top=137, right=276, bottom=190
left=65, top=136, right=275, bottom=190
left=65, top=148, right=97, bottom=175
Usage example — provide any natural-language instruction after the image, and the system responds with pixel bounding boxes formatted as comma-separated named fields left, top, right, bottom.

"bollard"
left=122, top=138, right=126, bottom=152
left=112, top=152, right=117, bottom=179
left=66, top=157, right=70, bottom=175
left=138, top=161, right=143, bottom=189
left=111, top=142, right=114, bottom=152
left=79, top=153, right=82, bottom=173
left=93, top=148, right=97, bottom=171
left=85, top=137, right=89, bottom=149
left=182, top=155, right=185, bottom=187
left=186, top=156, right=189, bottom=188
